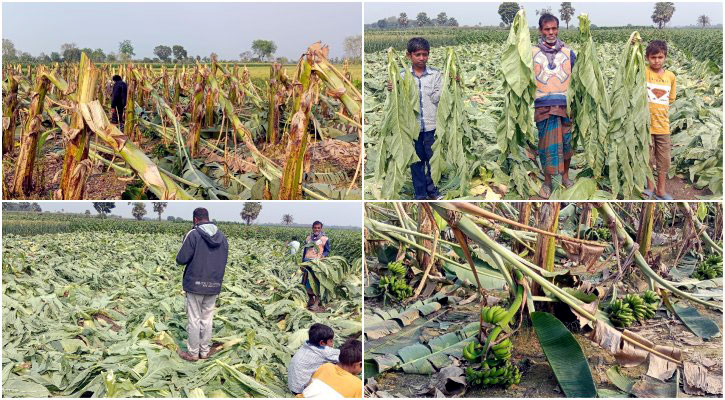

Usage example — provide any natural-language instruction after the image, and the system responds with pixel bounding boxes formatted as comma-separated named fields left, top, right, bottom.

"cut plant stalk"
left=2, top=73, right=20, bottom=155
left=58, top=53, right=98, bottom=200
left=637, top=202, right=655, bottom=256
left=12, top=70, right=50, bottom=197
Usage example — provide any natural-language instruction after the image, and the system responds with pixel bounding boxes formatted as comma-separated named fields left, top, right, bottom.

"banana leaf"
left=531, top=311, right=597, bottom=398
left=672, top=302, right=721, bottom=339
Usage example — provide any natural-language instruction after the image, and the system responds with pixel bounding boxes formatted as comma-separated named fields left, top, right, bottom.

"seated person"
left=302, top=339, right=363, bottom=398
left=288, top=323, right=339, bottom=395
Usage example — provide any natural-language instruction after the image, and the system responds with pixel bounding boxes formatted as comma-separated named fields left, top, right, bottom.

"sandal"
left=642, top=189, right=654, bottom=199
left=655, top=193, right=673, bottom=200
left=562, top=177, right=574, bottom=188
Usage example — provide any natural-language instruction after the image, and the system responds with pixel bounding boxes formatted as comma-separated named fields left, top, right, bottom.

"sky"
left=3, top=2, right=362, bottom=60
left=29, top=201, right=362, bottom=227
left=364, top=2, right=723, bottom=27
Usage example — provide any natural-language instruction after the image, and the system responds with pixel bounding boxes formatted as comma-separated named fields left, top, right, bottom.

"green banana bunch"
left=607, top=299, right=635, bottom=327
left=641, top=289, right=659, bottom=318
left=465, top=361, right=521, bottom=388
left=623, top=294, right=648, bottom=322
left=481, top=306, right=508, bottom=325
left=693, top=254, right=723, bottom=280
left=490, top=338, right=513, bottom=361
left=387, top=261, right=407, bottom=278
left=463, top=341, right=483, bottom=362
left=379, top=274, right=412, bottom=300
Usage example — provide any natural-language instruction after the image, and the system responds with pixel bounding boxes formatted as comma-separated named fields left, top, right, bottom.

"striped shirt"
left=288, top=342, right=340, bottom=394
left=402, top=66, right=442, bottom=132
left=301, top=363, right=363, bottom=398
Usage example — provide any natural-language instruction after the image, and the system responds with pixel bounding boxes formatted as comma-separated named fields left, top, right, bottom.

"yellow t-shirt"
left=645, top=68, right=676, bottom=135
left=301, top=363, right=362, bottom=398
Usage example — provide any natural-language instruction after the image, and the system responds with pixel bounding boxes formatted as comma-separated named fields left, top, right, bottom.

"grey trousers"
left=185, top=292, right=217, bottom=357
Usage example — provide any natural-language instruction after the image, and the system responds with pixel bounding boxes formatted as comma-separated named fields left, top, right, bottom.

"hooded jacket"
left=176, top=222, right=228, bottom=295
left=111, top=80, right=127, bottom=109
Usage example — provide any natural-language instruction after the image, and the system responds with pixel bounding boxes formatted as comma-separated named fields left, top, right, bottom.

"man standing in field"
left=301, top=221, right=330, bottom=312
left=110, top=75, right=127, bottom=131
left=531, top=14, right=576, bottom=199
left=176, top=207, right=229, bottom=362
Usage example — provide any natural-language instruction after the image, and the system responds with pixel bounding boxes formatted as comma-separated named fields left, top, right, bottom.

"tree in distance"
left=652, top=2, right=676, bottom=29
left=93, top=202, right=116, bottom=218
left=559, top=2, right=575, bottom=29
left=282, top=214, right=294, bottom=226
left=154, top=45, right=172, bottom=62
left=498, top=2, right=520, bottom=27
left=398, top=12, right=409, bottom=27
left=153, top=202, right=168, bottom=220
left=697, top=14, right=711, bottom=27
left=241, top=202, right=262, bottom=225
left=251, top=40, right=277, bottom=61
left=119, top=40, right=135, bottom=61
left=416, top=12, right=432, bottom=27
left=344, top=35, right=362, bottom=60
left=172, top=45, right=187, bottom=62
left=131, top=202, right=147, bottom=220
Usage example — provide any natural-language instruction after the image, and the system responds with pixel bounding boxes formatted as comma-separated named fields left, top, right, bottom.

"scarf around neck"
left=310, top=231, right=326, bottom=242
left=537, top=37, right=565, bottom=69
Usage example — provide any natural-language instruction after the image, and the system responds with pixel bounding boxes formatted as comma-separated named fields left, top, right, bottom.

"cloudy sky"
left=365, top=2, right=722, bottom=27
left=31, top=201, right=362, bottom=227
left=3, top=2, right=362, bottom=60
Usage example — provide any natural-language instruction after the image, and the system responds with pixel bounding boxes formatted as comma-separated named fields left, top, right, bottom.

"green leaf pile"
left=496, top=9, right=537, bottom=160
left=373, top=48, right=420, bottom=199
left=2, top=231, right=361, bottom=397
left=431, top=48, right=469, bottom=194
left=606, top=31, right=653, bottom=199
left=567, top=14, right=610, bottom=179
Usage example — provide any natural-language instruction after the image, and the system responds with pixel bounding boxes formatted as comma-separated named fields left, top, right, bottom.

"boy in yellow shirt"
left=643, top=40, right=676, bottom=200
left=301, top=339, right=362, bottom=398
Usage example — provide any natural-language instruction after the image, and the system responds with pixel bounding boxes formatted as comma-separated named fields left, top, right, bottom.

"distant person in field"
left=175, top=207, right=229, bottom=362
left=532, top=14, right=577, bottom=199
left=301, top=221, right=330, bottom=312
left=110, top=75, right=127, bottom=130
left=287, top=236, right=301, bottom=255
left=301, top=338, right=363, bottom=398
left=287, top=323, right=340, bottom=395
left=643, top=40, right=676, bottom=200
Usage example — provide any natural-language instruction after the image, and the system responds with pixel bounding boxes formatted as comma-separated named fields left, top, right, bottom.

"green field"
left=364, top=26, right=723, bottom=65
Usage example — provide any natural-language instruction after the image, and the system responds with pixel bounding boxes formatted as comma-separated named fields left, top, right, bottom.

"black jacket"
left=111, top=81, right=128, bottom=109
left=176, top=222, right=229, bottom=295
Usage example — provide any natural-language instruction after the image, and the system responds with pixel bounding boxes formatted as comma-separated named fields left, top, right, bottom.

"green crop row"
left=364, top=27, right=723, bottom=65
left=2, top=212, right=361, bottom=263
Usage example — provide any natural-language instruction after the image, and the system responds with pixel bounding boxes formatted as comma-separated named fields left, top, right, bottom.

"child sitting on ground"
left=287, top=323, right=339, bottom=395
left=301, top=339, right=363, bottom=398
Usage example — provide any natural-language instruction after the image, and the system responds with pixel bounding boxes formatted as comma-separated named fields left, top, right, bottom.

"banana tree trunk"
left=514, top=203, right=531, bottom=254
left=279, top=62, right=314, bottom=200
left=124, top=64, right=136, bottom=139
left=534, top=202, right=561, bottom=272
left=267, top=63, right=282, bottom=144
left=59, top=53, right=98, bottom=200
left=189, top=68, right=207, bottom=157
left=2, top=73, right=20, bottom=155
left=12, top=72, right=50, bottom=197
left=636, top=202, right=655, bottom=256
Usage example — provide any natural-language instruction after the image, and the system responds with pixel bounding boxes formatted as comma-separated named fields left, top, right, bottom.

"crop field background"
left=364, top=27, right=723, bottom=200
left=3, top=44, right=362, bottom=201
left=2, top=212, right=362, bottom=397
